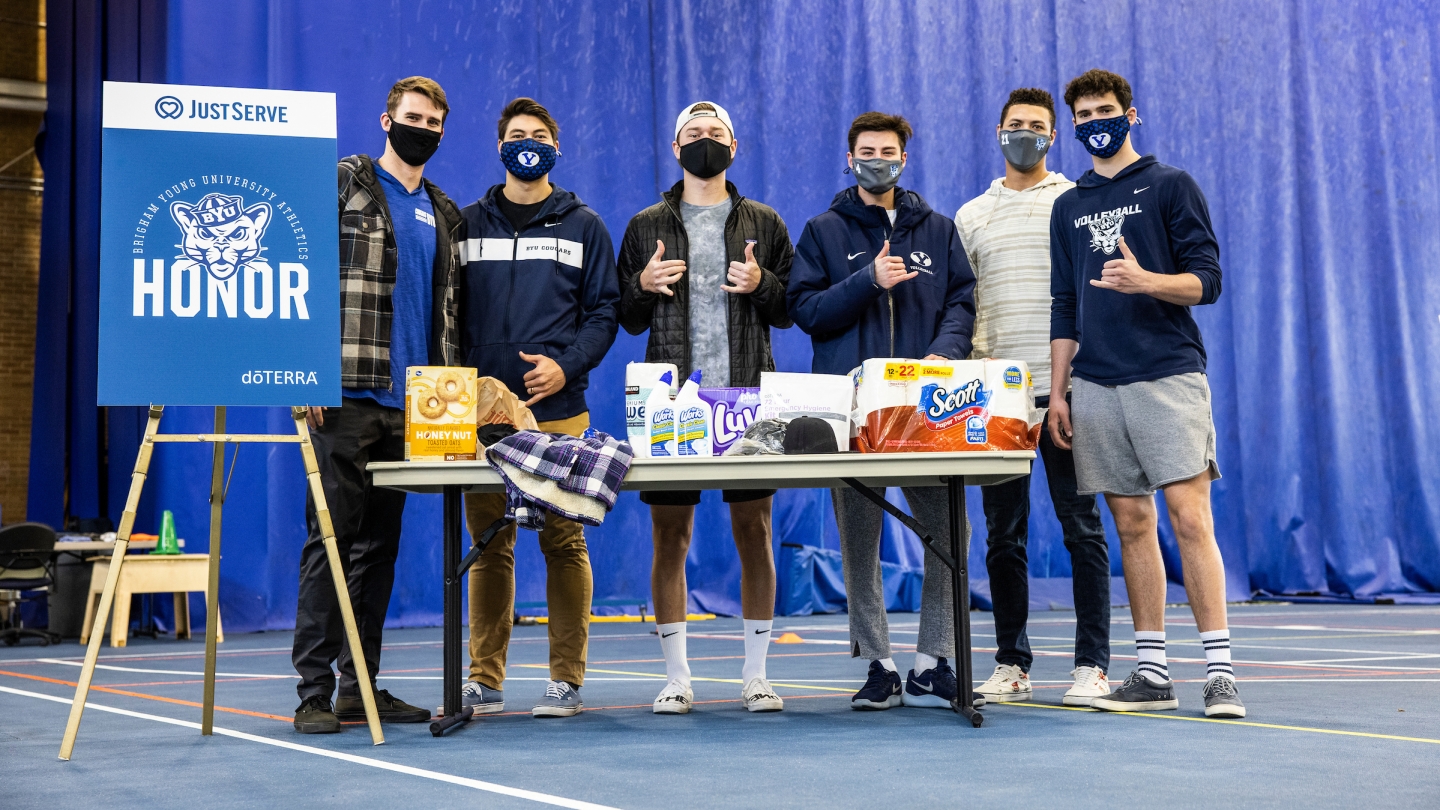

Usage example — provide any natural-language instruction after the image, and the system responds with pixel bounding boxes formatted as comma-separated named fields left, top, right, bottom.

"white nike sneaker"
left=1063, top=666, right=1110, bottom=707
left=652, top=680, right=693, bottom=714
left=743, top=677, right=785, bottom=712
left=975, top=663, right=1032, bottom=703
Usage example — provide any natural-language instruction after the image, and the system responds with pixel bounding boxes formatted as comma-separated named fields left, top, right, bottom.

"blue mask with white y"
left=1074, top=115, right=1131, bottom=158
left=500, top=138, right=558, bottom=181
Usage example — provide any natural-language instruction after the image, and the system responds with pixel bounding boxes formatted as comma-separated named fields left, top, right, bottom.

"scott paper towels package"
left=851, top=358, right=1041, bottom=453
left=759, top=372, right=853, bottom=452
left=700, top=387, right=761, bottom=455
left=626, top=362, right=678, bottom=456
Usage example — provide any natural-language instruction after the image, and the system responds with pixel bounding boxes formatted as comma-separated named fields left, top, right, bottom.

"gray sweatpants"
left=832, top=486, right=963, bottom=661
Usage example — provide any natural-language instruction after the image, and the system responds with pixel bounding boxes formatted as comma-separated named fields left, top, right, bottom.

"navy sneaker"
left=851, top=660, right=902, bottom=710
left=1091, top=671, right=1179, bottom=712
left=903, top=658, right=958, bottom=708
left=1203, top=676, right=1246, bottom=718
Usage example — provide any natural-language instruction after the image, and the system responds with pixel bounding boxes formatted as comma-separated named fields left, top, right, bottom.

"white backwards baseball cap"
left=674, top=101, right=734, bottom=140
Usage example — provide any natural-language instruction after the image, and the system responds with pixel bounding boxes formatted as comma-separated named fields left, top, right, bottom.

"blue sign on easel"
left=97, top=81, right=340, bottom=406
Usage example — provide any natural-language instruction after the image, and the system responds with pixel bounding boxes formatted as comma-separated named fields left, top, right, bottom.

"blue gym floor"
left=4, top=604, right=1438, bottom=808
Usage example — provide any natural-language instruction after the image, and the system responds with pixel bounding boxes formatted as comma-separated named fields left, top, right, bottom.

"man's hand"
left=640, top=239, right=687, bottom=296
left=873, top=240, right=917, bottom=290
left=721, top=241, right=762, bottom=294
left=520, top=351, right=566, bottom=407
left=1089, top=236, right=1153, bottom=295
left=306, top=406, right=326, bottom=430
left=1048, top=397, right=1073, bottom=450
left=922, top=354, right=947, bottom=361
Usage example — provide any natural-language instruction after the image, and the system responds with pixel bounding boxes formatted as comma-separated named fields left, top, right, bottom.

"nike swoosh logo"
left=545, top=221, right=559, bottom=227
left=1133, top=187, right=1150, bottom=194
left=847, top=251, right=866, bottom=260
left=661, top=631, right=677, bottom=638
left=754, top=629, right=769, bottom=635
left=913, top=681, right=934, bottom=693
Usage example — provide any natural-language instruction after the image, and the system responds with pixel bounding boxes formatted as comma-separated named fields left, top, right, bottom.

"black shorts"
left=638, top=489, right=776, bottom=507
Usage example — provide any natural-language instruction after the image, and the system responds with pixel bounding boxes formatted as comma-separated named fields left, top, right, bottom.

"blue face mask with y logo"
left=500, top=138, right=559, bottom=181
left=1074, top=115, right=1131, bottom=158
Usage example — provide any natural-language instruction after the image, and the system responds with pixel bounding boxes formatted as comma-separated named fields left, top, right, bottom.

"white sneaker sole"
left=745, top=697, right=784, bottom=713
left=851, top=694, right=902, bottom=710
left=976, top=690, right=1032, bottom=704
left=1205, top=703, right=1247, bottom=718
left=901, top=691, right=956, bottom=708
left=467, top=702, right=504, bottom=715
left=532, top=704, right=583, bottom=718
left=1062, top=693, right=1101, bottom=707
left=1091, top=697, right=1179, bottom=712
left=653, top=701, right=691, bottom=715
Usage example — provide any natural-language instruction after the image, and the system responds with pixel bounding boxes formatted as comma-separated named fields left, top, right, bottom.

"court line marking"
left=38, top=659, right=292, bottom=679
left=0, top=668, right=292, bottom=721
left=517, top=664, right=857, bottom=694
left=0, top=685, right=619, bottom=809
left=1005, top=701, right=1440, bottom=745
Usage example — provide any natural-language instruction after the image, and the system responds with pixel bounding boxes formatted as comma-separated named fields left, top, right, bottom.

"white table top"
left=369, top=450, right=1034, bottom=495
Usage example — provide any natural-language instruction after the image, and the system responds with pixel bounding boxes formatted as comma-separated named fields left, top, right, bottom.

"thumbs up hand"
left=640, top=239, right=687, bottom=296
left=873, top=240, right=917, bottom=290
left=1090, top=236, right=1153, bottom=295
left=722, top=240, right=762, bottom=294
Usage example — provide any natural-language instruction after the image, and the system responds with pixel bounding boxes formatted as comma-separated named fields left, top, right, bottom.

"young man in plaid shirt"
left=291, top=77, right=462, bottom=734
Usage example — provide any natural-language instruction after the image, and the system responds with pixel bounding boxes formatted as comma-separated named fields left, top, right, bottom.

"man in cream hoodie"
left=956, top=87, right=1112, bottom=707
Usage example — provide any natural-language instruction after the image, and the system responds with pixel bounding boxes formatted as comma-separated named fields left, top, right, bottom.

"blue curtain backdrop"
left=30, top=0, right=1440, bottom=633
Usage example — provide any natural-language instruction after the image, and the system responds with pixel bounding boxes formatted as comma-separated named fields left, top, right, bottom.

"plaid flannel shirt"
left=338, top=155, right=462, bottom=391
left=486, top=430, right=634, bottom=530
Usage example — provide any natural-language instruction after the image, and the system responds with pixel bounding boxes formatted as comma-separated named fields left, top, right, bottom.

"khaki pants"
left=465, top=412, right=592, bottom=689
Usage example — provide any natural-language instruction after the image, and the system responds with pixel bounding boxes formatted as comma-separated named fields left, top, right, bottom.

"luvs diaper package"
left=405, top=366, right=479, bottom=460
left=700, top=387, right=761, bottom=456
left=852, top=358, right=1041, bottom=453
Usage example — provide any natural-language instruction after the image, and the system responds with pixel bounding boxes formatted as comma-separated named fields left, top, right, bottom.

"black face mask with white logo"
left=386, top=119, right=442, bottom=167
left=850, top=157, right=904, bottom=194
left=678, top=137, right=733, bottom=179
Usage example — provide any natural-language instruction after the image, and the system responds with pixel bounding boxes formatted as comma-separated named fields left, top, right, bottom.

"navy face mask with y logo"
left=1074, top=115, right=1131, bottom=159
left=501, top=138, right=559, bottom=181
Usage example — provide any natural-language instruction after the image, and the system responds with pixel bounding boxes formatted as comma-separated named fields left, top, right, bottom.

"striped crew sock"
left=1200, top=629, right=1235, bottom=682
left=1135, top=631, right=1169, bottom=685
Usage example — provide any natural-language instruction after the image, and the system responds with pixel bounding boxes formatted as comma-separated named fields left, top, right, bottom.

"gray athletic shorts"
left=1070, top=372, right=1221, bottom=497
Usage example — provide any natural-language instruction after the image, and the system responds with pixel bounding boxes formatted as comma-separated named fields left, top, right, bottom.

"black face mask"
left=678, top=137, right=733, bottom=179
left=386, top=119, right=442, bottom=167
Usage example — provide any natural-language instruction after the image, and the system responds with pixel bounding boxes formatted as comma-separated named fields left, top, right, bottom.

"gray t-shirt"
left=680, top=198, right=733, bottom=387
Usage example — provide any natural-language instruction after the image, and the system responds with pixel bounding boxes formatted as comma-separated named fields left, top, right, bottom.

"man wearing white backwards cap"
left=617, top=101, right=795, bottom=715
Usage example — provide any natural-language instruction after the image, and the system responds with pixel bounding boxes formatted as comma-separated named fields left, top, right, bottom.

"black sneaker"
left=851, top=660, right=902, bottom=710
left=294, top=695, right=340, bottom=734
left=902, top=657, right=958, bottom=708
left=334, top=689, right=432, bottom=723
left=1090, top=671, right=1179, bottom=712
left=1203, top=676, right=1246, bottom=718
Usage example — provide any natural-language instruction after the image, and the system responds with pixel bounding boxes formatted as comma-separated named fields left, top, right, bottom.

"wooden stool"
left=80, top=554, right=223, bottom=648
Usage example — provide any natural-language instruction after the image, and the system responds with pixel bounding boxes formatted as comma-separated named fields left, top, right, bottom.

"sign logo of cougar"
left=154, top=95, right=184, bottom=119
left=171, top=192, right=272, bottom=282
left=919, top=379, right=991, bottom=432
left=1087, top=132, right=1112, bottom=150
left=1087, top=208, right=1126, bottom=255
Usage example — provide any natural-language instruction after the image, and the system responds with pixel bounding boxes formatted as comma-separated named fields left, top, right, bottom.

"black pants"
left=980, top=394, right=1111, bottom=673
left=292, top=397, right=407, bottom=701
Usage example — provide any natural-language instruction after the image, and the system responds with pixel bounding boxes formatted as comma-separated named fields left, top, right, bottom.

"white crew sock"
left=1199, top=629, right=1234, bottom=682
left=1135, top=631, right=1169, bottom=685
left=657, top=622, right=690, bottom=685
left=913, top=652, right=939, bottom=675
left=742, top=619, right=773, bottom=683
left=876, top=657, right=898, bottom=673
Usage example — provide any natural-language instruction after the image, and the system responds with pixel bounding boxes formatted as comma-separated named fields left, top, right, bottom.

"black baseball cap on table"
left=783, top=417, right=840, bottom=455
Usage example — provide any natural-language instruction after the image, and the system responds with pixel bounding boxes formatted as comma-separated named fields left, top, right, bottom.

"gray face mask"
left=998, top=129, right=1050, bottom=171
left=850, top=157, right=904, bottom=194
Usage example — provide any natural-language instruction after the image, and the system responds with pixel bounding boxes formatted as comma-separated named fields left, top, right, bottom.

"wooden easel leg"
left=293, top=407, right=383, bottom=745
left=202, top=406, right=226, bottom=736
left=60, top=405, right=164, bottom=760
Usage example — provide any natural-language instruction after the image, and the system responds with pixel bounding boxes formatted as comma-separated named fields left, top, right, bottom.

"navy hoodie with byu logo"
left=1049, top=155, right=1222, bottom=386
left=787, top=186, right=976, bottom=376
left=458, top=184, right=620, bottom=422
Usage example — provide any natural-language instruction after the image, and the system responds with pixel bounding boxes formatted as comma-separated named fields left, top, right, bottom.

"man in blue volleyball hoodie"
left=456, top=97, right=620, bottom=719
left=1048, top=70, right=1244, bottom=719
left=788, top=112, right=977, bottom=711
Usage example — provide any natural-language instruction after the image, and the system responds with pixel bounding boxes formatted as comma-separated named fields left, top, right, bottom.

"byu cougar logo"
left=1087, top=208, right=1125, bottom=255
left=170, top=192, right=273, bottom=281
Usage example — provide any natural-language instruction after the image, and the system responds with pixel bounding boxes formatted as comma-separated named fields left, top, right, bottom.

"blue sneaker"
left=461, top=680, right=504, bottom=715
left=903, top=658, right=959, bottom=708
left=532, top=680, right=584, bottom=718
left=851, top=660, right=902, bottom=710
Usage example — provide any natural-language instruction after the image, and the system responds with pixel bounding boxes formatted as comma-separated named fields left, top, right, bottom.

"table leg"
left=947, top=476, right=982, bottom=727
left=431, top=484, right=473, bottom=736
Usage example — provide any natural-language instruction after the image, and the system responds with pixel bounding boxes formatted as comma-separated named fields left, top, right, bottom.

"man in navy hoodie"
left=456, top=97, right=620, bottom=719
left=788, top=112, right=977, bottom=712
left=1048, top=69, right=1244, bottom=719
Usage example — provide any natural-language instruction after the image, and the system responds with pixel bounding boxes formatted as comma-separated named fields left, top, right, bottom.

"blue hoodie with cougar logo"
left=787, top=186, right=976, bottom=376
left=1049, top=155, right=1223, bottom=386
